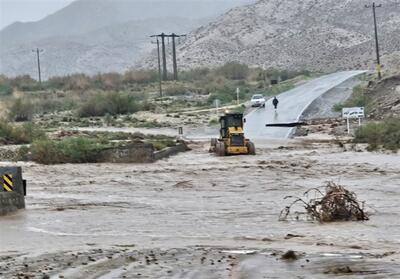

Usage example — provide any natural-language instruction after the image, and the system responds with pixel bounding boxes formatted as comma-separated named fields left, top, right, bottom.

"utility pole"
left=32, top=48, right=44, bottom=84
left=150, top=37, right=164, bottom=99
left=160, top=33, right=168, bottom=81
left=150, top=33, right=186, bottom=81
left=365, top=2, right=382, bottom=79
left=171, top=34, right=178, bottom=81
left=156, top=38, right=163, bottom=98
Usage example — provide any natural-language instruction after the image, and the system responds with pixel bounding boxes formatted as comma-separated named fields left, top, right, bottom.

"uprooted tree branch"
left=279, top=182, right=369, bottom=222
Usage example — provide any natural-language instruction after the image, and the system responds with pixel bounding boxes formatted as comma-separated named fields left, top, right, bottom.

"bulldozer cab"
left=210, top=112, right=255, bottom=156
left=219, top=113, right=243, bottom=139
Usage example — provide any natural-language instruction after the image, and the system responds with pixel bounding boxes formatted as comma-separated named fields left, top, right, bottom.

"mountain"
left=0, top=17, right=204, bottom=77
left=170, top=0, right=400, bottom=72
left=0, top=0, right=254, bottom=78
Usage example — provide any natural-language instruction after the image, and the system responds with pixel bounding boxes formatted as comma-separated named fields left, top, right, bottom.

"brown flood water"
left=0, top=139, right=399, bottom=278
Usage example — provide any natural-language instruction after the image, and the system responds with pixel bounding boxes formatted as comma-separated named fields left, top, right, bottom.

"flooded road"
left=1, top=140, right=400, bottom=278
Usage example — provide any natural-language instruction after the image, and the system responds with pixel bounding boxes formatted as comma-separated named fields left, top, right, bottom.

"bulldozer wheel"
left=216, top=142, right=226, bottom=156
left=247, top=141, right=256, bottom=155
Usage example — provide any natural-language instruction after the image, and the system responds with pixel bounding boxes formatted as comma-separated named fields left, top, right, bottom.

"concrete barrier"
left=99, top=141, right=190, bottom=163
left=98, top=142, right=155, bottom=163
left=0, top=167, right=25, bottom=216
left=154, top=142, right=190, bottom=161
left=0, top=192, right=25, bottom=215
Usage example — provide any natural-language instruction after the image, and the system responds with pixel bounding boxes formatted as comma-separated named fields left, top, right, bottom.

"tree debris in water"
left=281, top=250, right=298, bottom=260
left=279, top=182, right=369, bottom=222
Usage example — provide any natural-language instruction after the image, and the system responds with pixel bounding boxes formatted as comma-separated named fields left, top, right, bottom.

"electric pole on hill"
left=150, top=33, right=186, bottom=81
left=365, top=2, right=382, bottom=79
left=32, top=48, right=44, bottom=84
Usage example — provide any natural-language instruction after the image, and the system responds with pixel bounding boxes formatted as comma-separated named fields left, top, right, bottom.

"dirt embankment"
left=367, top=74, right=400, bottom=119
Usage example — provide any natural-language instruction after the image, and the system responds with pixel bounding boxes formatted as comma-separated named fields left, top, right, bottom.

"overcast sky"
left=0, top=0, right=74, bottom=29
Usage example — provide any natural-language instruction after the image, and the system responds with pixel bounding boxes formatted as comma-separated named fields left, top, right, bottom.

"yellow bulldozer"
left=210, top=113, right=256, bottom=156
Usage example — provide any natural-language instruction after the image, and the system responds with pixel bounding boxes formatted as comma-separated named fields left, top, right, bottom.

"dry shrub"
left=8, top=98, right=34, bottom=122
left=77, top=92, right=139, bottom=117
left=123, top=70, right=158, bottom=84
left=279, top=182, right=368, bottom=222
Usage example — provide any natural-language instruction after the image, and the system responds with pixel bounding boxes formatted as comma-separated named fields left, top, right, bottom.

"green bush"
left=0, top=121, right=45, bottom=144
left=78, top=92, right=139, bottom=117
left=355, top=119, right=400, bottom=151
left=0, top=83, right=13, bottom=96
left=30, top=137, right=105, bottom=164
left=8, top=98, right=34, bottom=121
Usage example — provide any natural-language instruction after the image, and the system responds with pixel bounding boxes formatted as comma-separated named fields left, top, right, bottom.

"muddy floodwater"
left=1, top=139, right=400, bottom=278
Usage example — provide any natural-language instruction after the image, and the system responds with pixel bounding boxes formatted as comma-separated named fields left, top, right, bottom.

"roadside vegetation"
left=0, top=121, right=45, bottom=144
left=26, top=137, right=106, bottom=164
left=354, top=119, right=400, bottom=152
left=11, top=128, right=178, bottom=164
left=0, top=64, right=312, bottom=129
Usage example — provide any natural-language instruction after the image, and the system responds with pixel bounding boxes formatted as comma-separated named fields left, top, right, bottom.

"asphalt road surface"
left=244, top=71, right=366, bottom=139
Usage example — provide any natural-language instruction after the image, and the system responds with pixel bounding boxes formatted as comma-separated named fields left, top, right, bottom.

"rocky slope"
left=367, top=74, right=400, bottom=119
left=170, top=0, right=400, bottom=72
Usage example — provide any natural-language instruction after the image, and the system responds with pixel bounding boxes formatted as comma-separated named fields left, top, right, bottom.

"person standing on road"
left=272, top=97, right=279, bottom=110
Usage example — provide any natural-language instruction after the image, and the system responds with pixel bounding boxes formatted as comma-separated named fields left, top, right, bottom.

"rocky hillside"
left=0, top=0, right=253, bottom=78
left=171, top=0, right=400, bottom=72
left=367, top=74, right=400, bottom=119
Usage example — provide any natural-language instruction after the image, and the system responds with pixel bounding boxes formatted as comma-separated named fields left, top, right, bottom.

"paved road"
left=244, top=71, right=366, bottom=139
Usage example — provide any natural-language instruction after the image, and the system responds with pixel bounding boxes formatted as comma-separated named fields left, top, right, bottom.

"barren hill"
left=171, top=0, right=400, bottom=72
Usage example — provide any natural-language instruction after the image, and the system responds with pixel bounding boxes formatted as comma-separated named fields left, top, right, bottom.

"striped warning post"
left=3, top=174, right=13, bottom=192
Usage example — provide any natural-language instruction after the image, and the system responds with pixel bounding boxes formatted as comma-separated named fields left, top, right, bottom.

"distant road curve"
left=244, top=71, right=367, bottom=139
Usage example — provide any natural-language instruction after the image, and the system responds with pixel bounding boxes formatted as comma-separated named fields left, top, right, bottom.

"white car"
left=250, top=94, right=266, bottom=107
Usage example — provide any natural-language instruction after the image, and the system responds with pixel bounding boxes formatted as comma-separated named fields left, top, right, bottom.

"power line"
left=365, top=2, right=382, bottom=79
